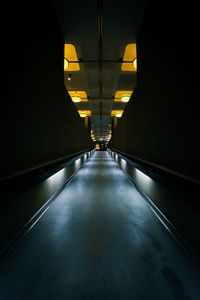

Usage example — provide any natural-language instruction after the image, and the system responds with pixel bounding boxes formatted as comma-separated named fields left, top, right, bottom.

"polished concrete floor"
left=0, top=152, right=199, bottom=300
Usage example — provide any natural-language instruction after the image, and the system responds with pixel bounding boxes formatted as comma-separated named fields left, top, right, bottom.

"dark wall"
left=1, top=1, right=92, bottom=179
left=110, top=1, right=200, bottom=179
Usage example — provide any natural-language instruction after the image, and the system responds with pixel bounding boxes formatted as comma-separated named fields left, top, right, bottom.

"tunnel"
left=0, top=0, right=200, bottom=299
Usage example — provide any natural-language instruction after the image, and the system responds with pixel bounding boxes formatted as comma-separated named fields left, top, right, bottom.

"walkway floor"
left=0, top=152, right=199, bottom=300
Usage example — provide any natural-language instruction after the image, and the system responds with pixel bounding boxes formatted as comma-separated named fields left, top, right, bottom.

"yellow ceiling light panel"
left=111, top=110, right=124, bottom=117
left=114, top=91, right=133, bottom=102
left=78, top=110, right=91, bottom=118
left=68, top=91, right=88, bottom=102
left=121, top=43, right=137, bottom=71
left=64, top=44, right=80, bottom=71
left=64, top=58, right=69, bottom=70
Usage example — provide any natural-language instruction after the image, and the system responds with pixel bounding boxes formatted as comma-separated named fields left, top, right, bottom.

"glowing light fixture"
left=114, top=91, right=133, bottom=102
left=71, top=95, right=81, bottom=103
left=121, top=94, right=130, bottom=103
left=80, top=113, right=86, bottom=118
left=111, top=110, right=124, bottom=117
left=64, top=44, right=80, bottom=71
left=67, top=74, right=72, bottom=81
left=78, top=110, right=91, bottom=118
left=64, top=58, right=69, bottom=70
left=68, top=91, right=88, bottom=102
left=116, top=113, right=122, bottom=118
left=132, top=57, right=137, bottom=69
left=121, top=43, right=137, bottom=71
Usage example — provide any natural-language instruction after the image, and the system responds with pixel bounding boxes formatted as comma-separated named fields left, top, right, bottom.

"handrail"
left=109, top=148, right=200, bottom=265
left=109, top=147, right=200, bottom=185
left=0, top=148, right=94, bottom=182
left=0, top=149, right=95, bottom=262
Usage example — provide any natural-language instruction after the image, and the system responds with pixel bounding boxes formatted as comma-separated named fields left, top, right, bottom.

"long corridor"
left=0, top=152, right=199, bottom=300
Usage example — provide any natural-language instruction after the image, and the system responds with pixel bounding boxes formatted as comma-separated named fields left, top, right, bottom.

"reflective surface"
left=114, top=150, right=200, bottom=257
left=0, top=152, right=90, bottom=251
left=0, top=152, right=199, bottom=299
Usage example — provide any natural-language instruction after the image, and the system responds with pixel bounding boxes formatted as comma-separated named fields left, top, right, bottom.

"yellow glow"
left=96, top=144, right=100, bottom=150
left=80, top=113, right=86, bottom=118
left=116, top=113, right=122, bottom=118
left=133, top=57, right=137, bottom=69
left=72, top=96, right=81, bottom=103
left=68, top=91, right=88, bottom=102
left=78, top=110, right=91, bottom=118
left=111, top=110, right=124, bottom=117
left=91, top=131, right=96, bottom=140
left=114, top=91, right=133, bottom=102
left=64, top=58, right=69, bottom=70
left=64, top=44, right=80, bottom=71
left=121, top=95, right=130, bottom=103
left=121, top=44, right=137, bottom=71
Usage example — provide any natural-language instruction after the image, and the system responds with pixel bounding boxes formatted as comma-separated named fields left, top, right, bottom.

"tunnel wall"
left=0, top=1, right=92, bottom=179
left=0, top=151, right=94, bottom=255
left=109, top=150, right=200, bottom=259
left=110, top=2, right=200, bottom=180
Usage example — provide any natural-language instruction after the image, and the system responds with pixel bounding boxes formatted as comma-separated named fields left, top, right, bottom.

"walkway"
left=0, top=152, right=199, bottom=299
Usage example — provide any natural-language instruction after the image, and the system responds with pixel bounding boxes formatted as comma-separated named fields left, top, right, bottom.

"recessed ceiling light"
left=116, top=113, right=122, bottom=118
left=64, top=58, right=69, bottom=70
left=72, top=95, right=81, bottom=103
left=67, top=74, right=72, bottom=81
left=121, top=94, right=130, bottom=103
left=132, top=57, right=137, bottom=69
left=80, top=113, right=86, bottom=118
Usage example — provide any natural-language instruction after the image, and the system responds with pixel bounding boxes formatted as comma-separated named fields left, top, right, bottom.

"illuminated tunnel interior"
left=0, top=0, right=200, bottom=299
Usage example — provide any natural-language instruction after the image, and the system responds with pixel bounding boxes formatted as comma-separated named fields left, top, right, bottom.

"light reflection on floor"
left=0, top=151, right=199, bottom=300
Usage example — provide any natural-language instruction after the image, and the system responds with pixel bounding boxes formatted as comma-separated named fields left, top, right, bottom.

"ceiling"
left=52, top=0, right=147, bottom=143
